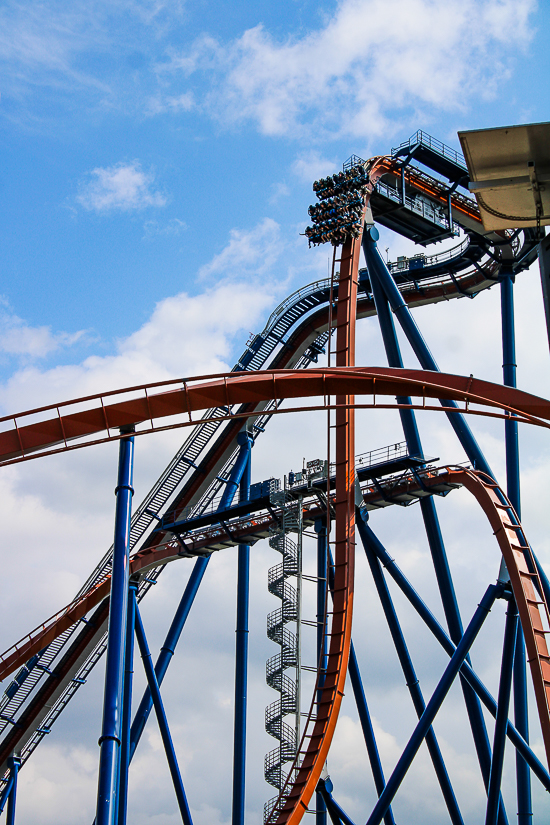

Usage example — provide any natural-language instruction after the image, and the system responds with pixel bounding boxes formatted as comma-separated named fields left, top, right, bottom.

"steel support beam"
left=129, top=436, right=253, bottom=761
left=365, top=584, right=501, bottom=825
left=365, top=530, right=550, bottom=790
left=501, top=272, right=521, bottom=514
left=317, top=777, right=357, bottom=825
left=315, top=518, right=328, bottom=825
left=232, top=431, right=253, bottom=825
left=367, top=242, right=502, bottom=818
left=348, top=645, right=395, bottom=825
left=324, top=539, right=394, bottom=825
left=117, top=581, right=137, bottom=825
left=362, top=228, right=492, bottom=477
left=96, top=428, right=135, bottom=825
left=357, top=515, right=464, bottom=825
left=5, top=757, right=19, bottom=825
left=486, top=601, right=519, bottom=825
left=501, top=269, right=533, bottom=824
left=134, top=601, right=192, bottom=825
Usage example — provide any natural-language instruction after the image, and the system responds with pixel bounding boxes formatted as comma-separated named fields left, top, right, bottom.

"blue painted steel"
left=366, top=532, right=550, bottom=790
left=117, top=581, right=137, bottom=825
left=129, top=558, right=208, bottom=761
left=500, top=270, right=533, bottom=823
left=500, top=273, right=521, bottom=515
left=129, top=436, right=253, bottom=761
left=96, top=430, right=135, bottom=825
left=357, top=516, right=464, bottom=825
left=420, top=497, right=501, bottom=816
left=348, top=645, right=395, bottom=825
left=362, top=229, right=493, bottom=477
left=367, top=260, right=423, bottom=456
left=326, top=543, right=394, bottom=825
left=232, top=431, right=253, bottom=825
left=365, top=584, right=500, bottom=825
left=0, top=774, right=14, bottom=815
left=5, top=757, right=19, bottom=825
left=514, top=628, right=533, bottom=824
left=134, top=603, right=192, bottom=825
left=368, top=256, right=501, bottom=815
left=316, top=777, right=357, bottom=825
left=315, top=518, right=328, bottom=825
left=486, top=601, right=519, bottom=825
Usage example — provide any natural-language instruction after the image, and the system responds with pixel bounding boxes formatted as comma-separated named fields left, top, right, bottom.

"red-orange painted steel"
left=1, top=367, right=550, bottom=465
left=458, top=469, right=550, bottom=763
left=272, top=230, right=363, bottom=824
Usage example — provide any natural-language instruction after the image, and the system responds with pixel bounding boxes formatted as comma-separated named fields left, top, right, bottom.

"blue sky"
left=0, top=0, right=547, bottom=384
left=2, top=1, right=550, bottom=824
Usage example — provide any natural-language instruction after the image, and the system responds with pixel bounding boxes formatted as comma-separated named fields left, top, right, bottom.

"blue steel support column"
left=232, top=431, right=253, bottom=825
left=0, top=776, right=15, bottom=815
left=326, top=546, right=394, bottom=825
left=366, top=234, right=503, bottom=817
left=513, top=630, right=532, bottom=825
left=96, top=428, right=135, bottom=825
left=134, top=603, right=192, bottom=825
left=362, top=229, right=492, bottom=477
left=486, top=601, right=519, bottom=825
left=366, top=226, right=548, bottom=636
left=315, top=517, right=328, bottom=825
left=129, top=558, right=208, bottom=760
left=317, top=777, right=357, bottom=825
left=129, top=437, right=253, bottom=761
left=366, top=530, right=550, bottom=790
left=358, top=515, right=464, bottom=825
left=365, top=584, right=501, bottom=825
left=347, top=646, right=395, bottom=825
left=117, top=581, right=137, bottom=825
left=501, top=272, right=521, bottom=513
left=5, top=757, right=19, bottom=825
left=501, top=270, right=533, bottom=824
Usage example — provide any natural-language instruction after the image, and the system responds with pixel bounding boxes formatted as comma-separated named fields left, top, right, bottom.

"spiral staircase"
left=264, top=491, right=301, bottom=820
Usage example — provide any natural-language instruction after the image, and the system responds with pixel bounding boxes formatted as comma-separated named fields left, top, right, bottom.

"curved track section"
left=458, top=468, right=550, bottom=759
left=0, top=366, right=549, bottom=468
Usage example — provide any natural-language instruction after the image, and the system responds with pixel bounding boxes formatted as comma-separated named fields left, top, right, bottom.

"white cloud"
left=0, top=220, right=279, bottom=413
left=291, top=150, right=338, bottom=183
left=142, top=216, right=187, bottom=239
left=144, top=90, right=194, bottom=115
left=268, top=181, right=290, bottom=204
left=76, top=161, right=167, bottom=212
left=169, top=0, right=535, bottom=140
left=198, top=217, right=282, bottom=279
left=0, top=311, right=87, bottom=358
left=0, top=281, right=273, bottom=412
left=0, top=0, right=185, bottom=99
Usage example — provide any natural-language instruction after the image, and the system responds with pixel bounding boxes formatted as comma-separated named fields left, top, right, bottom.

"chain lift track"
left=0, top=130, right=548, bottom=824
